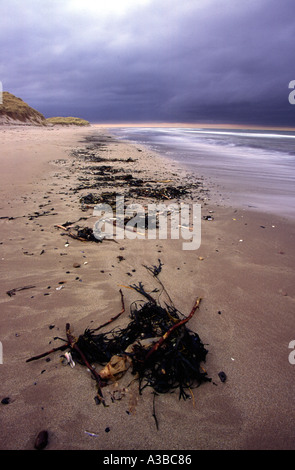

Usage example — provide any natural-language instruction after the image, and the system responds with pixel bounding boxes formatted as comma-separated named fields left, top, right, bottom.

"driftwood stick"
left=67, top=233, right=88, bottom=242
left=54, top=224, right=88, bottom=242
left=54, top=224, right=68, bottom=231
left=6, top=285, right=36, bottom=297
left=144, top=297, right=202, bottom=362
left=66, top=323, right=105, bottom=404
left=26, top=343, right=69, bottom=363
left=90, top=289, right=125, bottom=333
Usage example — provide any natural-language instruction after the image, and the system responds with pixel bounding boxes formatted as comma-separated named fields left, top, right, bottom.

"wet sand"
left=0, top=125, right=294, bottom=451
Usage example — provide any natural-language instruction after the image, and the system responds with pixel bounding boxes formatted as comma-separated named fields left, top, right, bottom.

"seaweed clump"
left=26, top=264, right=211, bottom=426
left=70, top=280, right=210, bottom=402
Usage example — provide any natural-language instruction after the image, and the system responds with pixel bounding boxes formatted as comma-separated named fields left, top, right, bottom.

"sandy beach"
left=0, top=124, right=294, bottom=451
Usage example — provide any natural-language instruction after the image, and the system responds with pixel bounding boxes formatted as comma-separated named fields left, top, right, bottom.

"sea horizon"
left=92, top=122, right=295, bottom=132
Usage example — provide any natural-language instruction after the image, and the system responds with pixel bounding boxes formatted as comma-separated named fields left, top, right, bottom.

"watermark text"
left=288, top=80, right=295, bottom=104
left=93, top=196, right=201, bottom=250
left=288, top=340, right=295, bottom=364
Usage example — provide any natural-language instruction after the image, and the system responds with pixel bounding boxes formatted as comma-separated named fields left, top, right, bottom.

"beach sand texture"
left=0, top=125, right=294, bottom=450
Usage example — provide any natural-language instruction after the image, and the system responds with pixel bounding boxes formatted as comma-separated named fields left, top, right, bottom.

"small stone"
left=1, top=397, right=11, bottom=405
left=218, top=371, right=227, bottom=383
left=34, top=430, right=48, bottom=450
left=73, top=263, right=81, bottom=268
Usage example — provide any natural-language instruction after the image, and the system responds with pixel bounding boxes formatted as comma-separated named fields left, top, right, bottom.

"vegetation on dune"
left=0, top=91, right=46, bottom=125
left=46, top=116, right=90, bottom=126
left=0, top=92, right=89, bottom=127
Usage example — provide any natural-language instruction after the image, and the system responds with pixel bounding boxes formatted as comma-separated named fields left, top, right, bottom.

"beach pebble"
left=279, top=290, right=288, bottom=296
left=34, top=430, right=48, bottom=450
left=218, top=371, right=227, bottom=383
left=1, top=397, right=11, bottom=405
left=73, top=262, right=81, bottom=268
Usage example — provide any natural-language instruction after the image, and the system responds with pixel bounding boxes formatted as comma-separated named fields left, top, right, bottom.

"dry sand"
left=0, top=125, right=294, bottom=451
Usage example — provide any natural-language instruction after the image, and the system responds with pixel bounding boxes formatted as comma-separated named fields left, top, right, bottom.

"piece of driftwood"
left=144, top=297, right=201, bottom=362
left=55, top=224, right=98, bottom=242
left=89, top=289, right=125, bottom=333
left=6, top=285, right=36, bottom=297
left=26, top=343, right=69, bottom=363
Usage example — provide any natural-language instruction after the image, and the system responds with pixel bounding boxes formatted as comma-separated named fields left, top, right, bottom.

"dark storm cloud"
left=1, top=0, right=295, bottom=125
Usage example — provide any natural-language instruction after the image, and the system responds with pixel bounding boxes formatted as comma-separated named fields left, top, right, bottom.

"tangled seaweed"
left=26, top=264, right=211, bottom=427
left=72, top=288, right=210, bottom=401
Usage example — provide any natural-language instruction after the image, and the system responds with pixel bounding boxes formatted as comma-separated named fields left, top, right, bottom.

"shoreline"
left=104, top=125, right=295, bottom=222
left=0, top=125, right=294, bottom=450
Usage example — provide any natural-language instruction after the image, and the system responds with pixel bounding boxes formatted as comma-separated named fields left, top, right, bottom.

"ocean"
left=111, top=127, right=295, bottom=219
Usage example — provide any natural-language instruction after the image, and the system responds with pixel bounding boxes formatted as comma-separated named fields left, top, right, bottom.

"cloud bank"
left=1, top=0, right=295, bottom=125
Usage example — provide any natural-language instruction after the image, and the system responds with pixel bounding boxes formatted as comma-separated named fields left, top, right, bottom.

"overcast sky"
left=1, top=0, right=295, bottom=125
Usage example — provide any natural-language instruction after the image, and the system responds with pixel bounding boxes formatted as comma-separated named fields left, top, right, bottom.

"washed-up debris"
left=218, top=371, right=227, bottom=383
left=28, top=210, right=58, bottom=220
left=80, top=191, right=119, bottom=208
left=64, top=351, right=75, bottom=368
left=34, top=430, right=48, bottom=450
left=26, top=264, right=210, bottom=427
left=1, top=397, right=11, bottom=405
left=84, top=430, right=99, bottom=437
left=143, top=259, right=163, bottom=277
left=55, top=224, right=102, bottom=243
left=128, top=185, right=190, bottom=201
left=6, top=285, right=36, bottom=297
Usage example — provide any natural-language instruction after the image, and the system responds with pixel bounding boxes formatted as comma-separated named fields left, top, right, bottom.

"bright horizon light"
left=66, top=0, right=152, bottom=16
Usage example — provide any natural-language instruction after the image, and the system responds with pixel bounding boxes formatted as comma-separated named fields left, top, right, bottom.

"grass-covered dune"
left=0, top=92, right=90, bottom=126
left=0, top=92, right=46, bottom=125
left=46, top=116, right=90, bottom=126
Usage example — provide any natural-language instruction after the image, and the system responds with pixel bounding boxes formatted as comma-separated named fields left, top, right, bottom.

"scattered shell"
left=64, top=352, right=75, bottom=368
left=84, top=430, right=99, bottom=437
